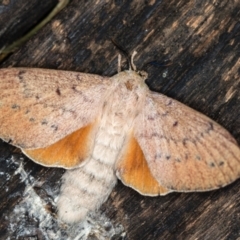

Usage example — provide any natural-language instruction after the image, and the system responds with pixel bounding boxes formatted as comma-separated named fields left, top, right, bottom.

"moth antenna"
left=118, top=54, right=122, bottom=73
left=130, top=51, right=137, bottom=71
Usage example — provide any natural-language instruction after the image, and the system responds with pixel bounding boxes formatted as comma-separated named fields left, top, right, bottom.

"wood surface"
left=0, top=0, right=239, bottom=239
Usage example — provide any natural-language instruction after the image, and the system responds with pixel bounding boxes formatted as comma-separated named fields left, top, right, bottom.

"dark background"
left=0, top=0, right=239, bottom=239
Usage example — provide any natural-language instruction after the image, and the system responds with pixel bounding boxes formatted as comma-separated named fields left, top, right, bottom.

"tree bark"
left=0, top=0, right=239, bottom=239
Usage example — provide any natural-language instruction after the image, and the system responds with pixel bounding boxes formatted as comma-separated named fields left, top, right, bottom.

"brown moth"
left=0, top=53, right=239, bottom=223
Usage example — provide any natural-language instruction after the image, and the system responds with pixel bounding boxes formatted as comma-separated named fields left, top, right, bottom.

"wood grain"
left=0, top=0, right=239, bottom=239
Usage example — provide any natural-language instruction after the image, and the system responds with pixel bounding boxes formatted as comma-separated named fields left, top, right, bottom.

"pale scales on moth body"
left=0, top=52, right=240, bottom=223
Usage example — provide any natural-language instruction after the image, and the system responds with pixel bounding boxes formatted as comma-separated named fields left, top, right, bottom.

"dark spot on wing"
left=25, top=109, right=30, bottom=114
left=29, top=118, right=35, bottom=122
left=19, top=70, right=26, bottom=74
left=166, top=155, right=171, bottom=160
left=89, top=173, right=95, bottom=181
left=41, top=119, right=48, bottom=125
left=12, top=104, right=20, bottom=109
left=209, top=122, right=214, bottom=131
left=209, top=162, right=215, bottom=167
left=166, top=100, right=172, bottom=106
left=183, top=138, right=188, bottom=146
left=18, top=70, right=26, bottom=80
left=148, top=116, right=155, bottom=121
left=161, top=111, right=169, bottom=117
left=151, top=132, right=160, bottom=138
left=166, top=185, right=175, bottom=190
left=219, top=161, right=224, bottom=166
left=154, top=153, right=161, bottom=159
left=71, top=85, right=83, bottom=94
left=56, top=87, right=61, bottom=96
left=173, top=121, right=178, bottom=127
left=51, top=125, right=58, bottom=131
left=195, top=155, right=201, bottom=161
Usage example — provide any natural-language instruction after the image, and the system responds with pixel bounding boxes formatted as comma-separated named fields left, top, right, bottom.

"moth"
left=0, top=52, right=239, bottom=223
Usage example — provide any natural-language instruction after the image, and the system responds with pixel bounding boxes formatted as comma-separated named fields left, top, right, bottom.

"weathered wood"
left=0, top=0, right=58, bottom=50
left=0, top=0, right=239, bottom=239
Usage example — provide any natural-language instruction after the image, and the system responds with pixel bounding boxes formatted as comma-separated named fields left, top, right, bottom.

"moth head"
left=112, top=70, right=148, bottom=92
left=113, top=51, right=149, bottom=91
